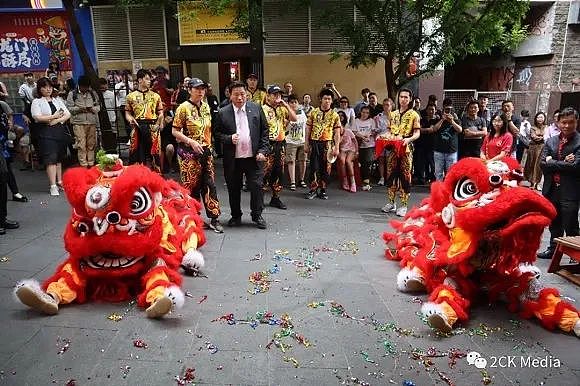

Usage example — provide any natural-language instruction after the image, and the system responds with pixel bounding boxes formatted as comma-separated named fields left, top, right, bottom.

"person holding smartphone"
left=432, top=98, right=462, bottom=181
left=31, top=77, right=71, bottom=196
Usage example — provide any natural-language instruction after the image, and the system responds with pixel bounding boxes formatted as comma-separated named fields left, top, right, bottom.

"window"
left=91, top=6, right=167, bottom=61
left=263, top=0, right=353, bottom=54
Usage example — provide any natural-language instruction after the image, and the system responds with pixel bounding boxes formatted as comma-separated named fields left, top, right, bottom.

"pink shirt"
left=234, top=104, right=252, bottom=158
left=340, top=128, right=358, bottom=153
left=481, top=132, right=513, bottom=159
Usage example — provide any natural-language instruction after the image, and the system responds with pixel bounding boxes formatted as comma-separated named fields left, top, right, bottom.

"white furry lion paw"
left=14, top=279, right=59, bottom=315
left=181, top=249, right=205, bottom=275
left=397, top=267, right=426, bottom=292
left=145, top=286, right=184, bottom=319
left=421, top=302, right=452, bottom=333
left=574, top=320, right=580, bottom=338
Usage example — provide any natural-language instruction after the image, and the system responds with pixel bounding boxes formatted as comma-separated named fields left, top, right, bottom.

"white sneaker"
left=381, top=202, right=396, bottom=213
left=362, top=184, right=371, bottom=191
left=396, top=206, right=408, bottom=217
left=377, top=177, right=385, bottom=186
left=50, top=185, right=59, bottom=196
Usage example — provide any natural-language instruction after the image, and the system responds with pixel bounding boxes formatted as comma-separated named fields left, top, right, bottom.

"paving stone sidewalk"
left=0, top=164, right=578, bottom=386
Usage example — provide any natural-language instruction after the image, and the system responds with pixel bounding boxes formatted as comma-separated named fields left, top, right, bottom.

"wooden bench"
left=548, top=236, right=580, bottom=286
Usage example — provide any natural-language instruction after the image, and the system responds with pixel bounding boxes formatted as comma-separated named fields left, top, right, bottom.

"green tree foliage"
left=316, top=0, right=530, bottom=97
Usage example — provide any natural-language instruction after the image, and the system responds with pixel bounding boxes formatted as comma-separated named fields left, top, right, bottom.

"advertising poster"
left=0, top=11, right=73, bottom=73
left=177, top=1, right=249, bottom=46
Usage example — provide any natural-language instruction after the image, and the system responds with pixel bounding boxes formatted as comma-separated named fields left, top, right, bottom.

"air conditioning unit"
left=569, top=1, right=580, bottom=25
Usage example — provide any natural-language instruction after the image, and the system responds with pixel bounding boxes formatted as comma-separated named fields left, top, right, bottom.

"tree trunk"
left=62, top=0, right=116, bottom=152
left=384, top=56, right=397, bottom=99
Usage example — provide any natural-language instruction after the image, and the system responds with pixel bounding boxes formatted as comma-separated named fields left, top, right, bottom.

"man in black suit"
left=537, top=107, right=580, bottom=259
left=215, top=81, right=269, bottom=229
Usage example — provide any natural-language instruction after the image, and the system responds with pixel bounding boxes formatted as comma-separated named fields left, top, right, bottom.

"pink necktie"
left=238, top=108, right=250, bottom=154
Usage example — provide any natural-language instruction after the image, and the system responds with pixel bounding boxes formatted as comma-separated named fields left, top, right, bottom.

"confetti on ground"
left=248, top=271, right=274, bottom=294
left=0, top=256, right=10, bottom=263
left=65, top=380, right=76, bottom=386
left=174, top=367, right=195, bottom=385
left=283, top=356, right=300, bottom=368
left=198, top=295, right=208, bottom=304
left=408, top=347, right=465, bottom=385
left=334, top=371, right=371, bottom=386
left=250, top=253, right=263, bottom=261
left=107, top=313, right=123, bottom=322
left=57, top=338, right=71, bottom=355
left=205, top=341, right=219, bottom=354
left=382, top=339, right=397, bottom=355
left=481, top=369, right=492, bottom=385
left=272, top=248, right=322, bottom=278
left=106, top=300, right=135, bottom=322
left=307, top=301, right=325, bottom=308
left=359, top=351, right=375, bottom=363
left=338, top=240, right=359, bottom=254
left=133, top=339, right=148, bottom=349
left=120, top=365, right=131, bottom=379
left=184, top=291, right=195, bottom=298
left=313, top=246, right=334, bottom=252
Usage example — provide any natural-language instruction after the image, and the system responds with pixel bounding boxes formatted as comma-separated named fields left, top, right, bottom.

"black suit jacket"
left=540, top=132, right=580, bottom=201
left=215, top=101, right=269, bottom=163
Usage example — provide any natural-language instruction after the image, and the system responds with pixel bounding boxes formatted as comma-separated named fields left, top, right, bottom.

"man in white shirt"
left=114, top=71, right=133, bottom=135
left=285, top=94, right=307, bottom=190
left=215, top=81, right=270, bottom=229
left=98, top=78, right=116, bottom=131
left=18, top=72, right=36, bottom=126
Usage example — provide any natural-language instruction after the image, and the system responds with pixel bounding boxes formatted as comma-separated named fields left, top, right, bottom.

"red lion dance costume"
left=383, top=157, right=580, bottom=337
left=14, top=156, right=206, bottom=318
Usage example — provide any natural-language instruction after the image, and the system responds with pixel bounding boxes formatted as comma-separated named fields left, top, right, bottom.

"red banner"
left=0, top=11, right=73, bottom=73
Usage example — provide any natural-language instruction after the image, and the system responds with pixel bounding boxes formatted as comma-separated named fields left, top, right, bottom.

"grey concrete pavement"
left=1, top=163, right=578, bottom=386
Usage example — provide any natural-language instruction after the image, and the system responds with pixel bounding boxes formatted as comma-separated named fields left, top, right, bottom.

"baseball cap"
left=187, top=78, right=207, bottom=88
left=247, top=73, right=259, bottom=80
left=267, top=85, right=283, bottom=94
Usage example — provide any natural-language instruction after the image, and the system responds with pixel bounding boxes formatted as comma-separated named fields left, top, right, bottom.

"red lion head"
left=385, top=158, right=556, bottom=275
left=61, top=163, right=204, bottom=280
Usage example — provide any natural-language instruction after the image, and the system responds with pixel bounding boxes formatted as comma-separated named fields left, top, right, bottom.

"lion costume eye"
left=453, top=177, right=479, bottom=201
left=85, top=186, right=111, bottom=210
left=130, top=188, right=152, bottom=215
left=77, top=221, right=91, bottom=234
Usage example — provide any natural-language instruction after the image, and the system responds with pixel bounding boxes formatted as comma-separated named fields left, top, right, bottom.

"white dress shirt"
left=235, top=104, right=252, bottom=158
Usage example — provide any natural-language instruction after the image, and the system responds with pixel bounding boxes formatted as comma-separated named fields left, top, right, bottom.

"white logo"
left=466, top=351, right=561, bottom=369
left=466, top=351, right=488, bottom=369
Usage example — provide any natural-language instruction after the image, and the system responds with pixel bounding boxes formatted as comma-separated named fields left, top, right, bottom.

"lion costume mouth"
left=85, top=255, right=144, bottom=269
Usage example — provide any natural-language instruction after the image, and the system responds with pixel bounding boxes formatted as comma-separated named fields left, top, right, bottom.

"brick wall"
left=551, top=1, right=580, bottom=92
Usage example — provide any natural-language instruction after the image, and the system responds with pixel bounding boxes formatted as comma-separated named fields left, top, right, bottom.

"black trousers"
left=0, top=155, right=7, bottom=221
left=546, top=185, right=580, bottom=251
left=263, top=140, right=285, bottom=197
left=413, top=144, right=435, bottom=181
left=5, top=158, right=19, bottom=195
left=224, top=157, right=264, bottom=219
left=308, top=140, right=330, bottom=190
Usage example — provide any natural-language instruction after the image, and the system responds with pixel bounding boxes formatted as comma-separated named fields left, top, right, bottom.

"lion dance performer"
left=14, top=152, right=206, bottom=318
left=383, top=157, right=580, bottom=336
